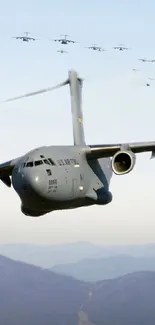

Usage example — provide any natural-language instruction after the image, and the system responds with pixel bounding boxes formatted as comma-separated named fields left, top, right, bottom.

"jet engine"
left=111, top=150, right=136, bottom=175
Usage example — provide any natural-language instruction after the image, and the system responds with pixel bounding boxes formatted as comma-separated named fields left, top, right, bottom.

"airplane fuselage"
left=61, top=40, right=67, bottom=44
left=22, top=38, right=29, bottom=42
left=11, top=145, right=112, bottom=216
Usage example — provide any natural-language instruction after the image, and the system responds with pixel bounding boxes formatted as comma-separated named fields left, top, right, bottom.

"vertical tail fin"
left=68, top=70, right=86, bottom=146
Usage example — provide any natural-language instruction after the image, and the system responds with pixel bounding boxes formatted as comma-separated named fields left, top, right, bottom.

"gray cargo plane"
left=13, top=32, right=37, bottom=42
left=1, top=70, right=155, bottom=217
left=51, top=34, right=76, bottom=44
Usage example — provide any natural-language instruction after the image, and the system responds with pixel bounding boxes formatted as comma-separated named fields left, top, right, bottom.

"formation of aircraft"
left=1, top=70, right=155, bottom=217
left=11, top=33, right=155, bottom=72
left=13, top=32, right=37, bottom=42
left=12, top=33, right=154, bottom=80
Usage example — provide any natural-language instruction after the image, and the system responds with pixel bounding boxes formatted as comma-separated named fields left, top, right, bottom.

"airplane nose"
left=22, top=169, right=46, bottom=195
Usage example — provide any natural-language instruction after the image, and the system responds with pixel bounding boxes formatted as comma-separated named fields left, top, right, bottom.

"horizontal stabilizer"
left=1, top=80, right=69, bottom=103
left=1, top=69, right=86, bottom=146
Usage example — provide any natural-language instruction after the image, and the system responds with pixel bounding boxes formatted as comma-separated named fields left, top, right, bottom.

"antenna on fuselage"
left=1, top=70, right=86, bottom=146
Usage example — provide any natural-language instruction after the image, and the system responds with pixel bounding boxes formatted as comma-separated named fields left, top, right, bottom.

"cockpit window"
left=43, top=159, right=50, bottom=165
left=26, top=162, right=33, bottom=167
left=22, top=157, right=55, bottom=168
left=46, top=169, right=52, bottom=176
left=35, top=160, right=43, bottom=166
left=48, top=158, right=56, bottom=165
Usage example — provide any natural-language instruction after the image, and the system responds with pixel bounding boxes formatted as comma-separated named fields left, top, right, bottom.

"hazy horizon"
left=0, top=239, right=155, bottom=246
left=0, top=0, right=155, bottom=245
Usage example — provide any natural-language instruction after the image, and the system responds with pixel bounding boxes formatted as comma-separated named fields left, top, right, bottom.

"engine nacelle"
left=111, top=150, right=136, bottom=175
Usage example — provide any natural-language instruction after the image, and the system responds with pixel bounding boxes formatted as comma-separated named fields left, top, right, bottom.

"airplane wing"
left=0, top=157, right=21, bottom=187
left=68, top=40, right=76, bottom=43
left=86, top=142, right=155, bottom=159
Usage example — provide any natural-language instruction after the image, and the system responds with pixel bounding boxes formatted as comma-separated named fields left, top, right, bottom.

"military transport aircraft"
left=113, top=44, right=129, bottom=51
left=145, top=77, right=154, bottom=87
left=51, top=34, right=76, bottom=44
left=86, top=44, right=106, bottom=52
left=57, top=49, right=67, bottom=54
left=139, top=58, right=155, bottom=63
left=139, top=58, right=148, bottom=62
left=132, top=69, right=140, bottom=72
left=12, top=32, right=36, bottom=42
left=1, top=70, right=155, bottom=217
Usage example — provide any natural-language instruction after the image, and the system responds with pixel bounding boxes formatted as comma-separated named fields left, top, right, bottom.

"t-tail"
left=68, top=71, right=86, bottom=146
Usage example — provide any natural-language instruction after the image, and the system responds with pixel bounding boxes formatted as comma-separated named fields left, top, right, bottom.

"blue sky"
left=0, top=0, right=155, bottom=245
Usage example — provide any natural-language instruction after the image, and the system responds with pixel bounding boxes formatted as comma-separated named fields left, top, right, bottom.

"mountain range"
left=1, top=241, right=155, bottom=268
left=52, top=254, right=155, bottom=281
left=0, top=254, right=155, bottom=324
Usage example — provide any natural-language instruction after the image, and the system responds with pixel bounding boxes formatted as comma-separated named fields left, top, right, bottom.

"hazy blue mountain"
left=0, top=255, right=155, bottom=324
left=0, top=254, right=88, bottom=325
left=0, top=241, right=104, bottom=268
left=1, top=241, right=155, bottom=268
left=88, top=271, right=155, bottom=325
left=52, top=254, right=155, bottom=281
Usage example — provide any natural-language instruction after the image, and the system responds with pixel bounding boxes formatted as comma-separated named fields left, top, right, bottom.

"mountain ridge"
left=0, top=254, right=154, bottom=324
left=51, top=254, right=155, bottom=281
left=1, top=241, right=155, bottom=268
